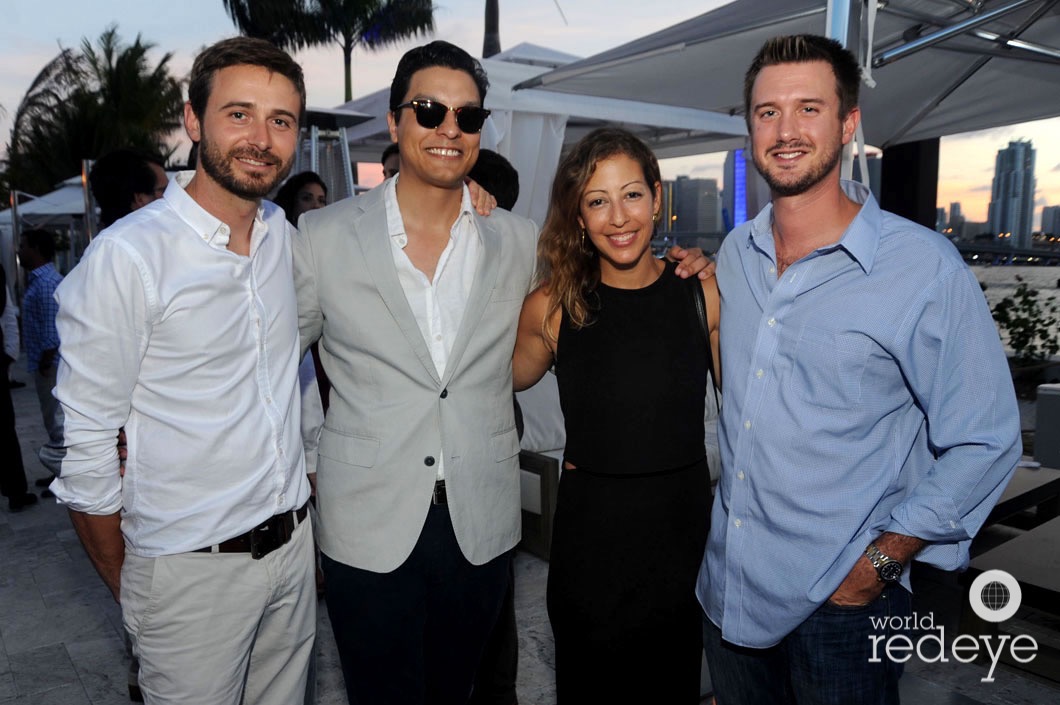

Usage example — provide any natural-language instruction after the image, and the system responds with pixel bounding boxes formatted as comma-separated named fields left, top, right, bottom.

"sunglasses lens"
left=456, top=108, right=489, bottom=133
left=412, top=101, right=447, bottom=129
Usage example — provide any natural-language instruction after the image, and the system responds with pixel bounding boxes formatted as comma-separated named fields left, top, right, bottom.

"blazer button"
left=424, top=456, right=436, bottom=466
left=440, top=388, right=448, bottom=399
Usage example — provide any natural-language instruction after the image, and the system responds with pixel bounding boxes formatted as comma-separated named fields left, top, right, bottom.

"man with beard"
left=44, top=37, right=315, bottom=704
left=697, top=35, right=1020, bottom=705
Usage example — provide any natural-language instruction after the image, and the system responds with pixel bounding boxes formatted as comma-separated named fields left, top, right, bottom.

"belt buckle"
left=250, top=516, right=287, bottom=559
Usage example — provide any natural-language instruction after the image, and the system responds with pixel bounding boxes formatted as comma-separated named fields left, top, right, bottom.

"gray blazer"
left=293, top=185, right=538, bottom=572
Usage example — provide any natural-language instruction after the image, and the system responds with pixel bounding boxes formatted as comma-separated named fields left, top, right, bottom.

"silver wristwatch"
left=865, top=542, right=903, bottom=583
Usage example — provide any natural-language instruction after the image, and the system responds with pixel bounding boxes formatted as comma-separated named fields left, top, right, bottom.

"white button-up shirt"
left=384, top=175, right=480, bottom=480
left=48, top=172, right=310, bottom=557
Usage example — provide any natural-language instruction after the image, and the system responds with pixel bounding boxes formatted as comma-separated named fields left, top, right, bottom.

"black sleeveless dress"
left=547, top=262, right=712, bottom=704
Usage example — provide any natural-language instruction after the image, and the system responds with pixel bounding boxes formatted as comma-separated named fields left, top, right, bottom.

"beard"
left=753, top=136, right=842, bottom=198
left=197, top=132, right=293, bottom=200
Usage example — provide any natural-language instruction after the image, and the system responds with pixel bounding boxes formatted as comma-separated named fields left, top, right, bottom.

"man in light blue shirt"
left=697, top=35, right=1020, bottom=704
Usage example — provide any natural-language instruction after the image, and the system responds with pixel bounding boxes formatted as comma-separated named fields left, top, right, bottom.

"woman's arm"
left=701, top=275, right=721, bottom=389
left=512, top=286, right=559, bottom=392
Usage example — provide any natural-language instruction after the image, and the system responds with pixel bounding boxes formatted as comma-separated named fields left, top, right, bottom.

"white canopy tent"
left=514, top=0, right=1060, bottom=150
left=0, top=176, right=88, bottom=286
left=338, top=43, right=748, bottom=225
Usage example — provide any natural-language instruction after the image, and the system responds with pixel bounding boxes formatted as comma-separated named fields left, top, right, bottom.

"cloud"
left=970, top=184, right=992, bottom=192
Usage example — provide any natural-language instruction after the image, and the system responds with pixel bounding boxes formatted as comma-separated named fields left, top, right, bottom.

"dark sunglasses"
left=394, top=99, right=491, bottom=134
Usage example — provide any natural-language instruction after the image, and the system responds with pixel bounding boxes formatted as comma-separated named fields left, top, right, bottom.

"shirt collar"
left=167, top=171, right=266, bottom=251
left=745, top=179, right=882, bottom=274
left=28, top=262, right=57, bottom=281
left=384, top=174, right=476, bottom=249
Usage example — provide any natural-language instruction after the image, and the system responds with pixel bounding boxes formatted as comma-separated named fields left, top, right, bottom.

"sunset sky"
left=2, top=0, right=1058, bottom=225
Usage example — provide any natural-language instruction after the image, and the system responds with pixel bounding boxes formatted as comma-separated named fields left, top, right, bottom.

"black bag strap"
left=692, top=280, right=721, bottom=413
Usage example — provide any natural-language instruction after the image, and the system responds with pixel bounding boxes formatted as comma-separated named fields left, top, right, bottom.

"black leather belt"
left=194, top=501, right=309, bottom=559
left=432, top=480, right=447, bottom=505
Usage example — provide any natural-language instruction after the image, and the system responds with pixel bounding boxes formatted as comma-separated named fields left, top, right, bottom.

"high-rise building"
left=671, top=176, right=722, bottom=234
left=1042, top=205, right=1060, bottom=237
left=935, top=207, right=947, bottom=233
left=946, top=202, right=965, bottom=238
left=987, top=140, right=1036, bottom=248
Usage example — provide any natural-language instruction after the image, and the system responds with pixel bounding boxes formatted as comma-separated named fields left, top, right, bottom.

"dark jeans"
left=469, top=554, right=518, bottom=705
left=323, top=503, right=510, bottom=705
left=703, top=585, right=911, bottom=705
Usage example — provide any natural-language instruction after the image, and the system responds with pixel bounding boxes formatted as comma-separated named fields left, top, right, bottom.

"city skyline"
left=2, top=1, right=1059, bottom=224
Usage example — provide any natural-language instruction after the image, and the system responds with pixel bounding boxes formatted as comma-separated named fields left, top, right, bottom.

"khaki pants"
left=121, top=516, right=316, bottom=705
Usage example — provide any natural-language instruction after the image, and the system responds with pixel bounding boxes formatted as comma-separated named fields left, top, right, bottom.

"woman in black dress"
left=513, top=127, right=720, bottom=704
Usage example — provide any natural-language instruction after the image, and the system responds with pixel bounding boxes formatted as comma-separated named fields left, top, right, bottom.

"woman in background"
left=513, top=127, right=720, bottom=704
left=275, top=171, right=328, bottom=226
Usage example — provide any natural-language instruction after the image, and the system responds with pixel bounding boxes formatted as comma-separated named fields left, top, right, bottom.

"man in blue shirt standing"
left=697, top=35, right=1021, bottom=704
left=19, top=229, right=64, bottom=457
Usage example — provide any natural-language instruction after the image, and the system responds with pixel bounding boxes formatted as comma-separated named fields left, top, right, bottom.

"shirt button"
left=266, top=396, right=272, bottom=404
left=737, top=471, right=745, bottom=480
left=755, top=369, right=764, bottom=379
left=424, top=456, right=436, bottom=467
left=440, top=389, right=448, bottom=399
left=744, top=420, right=752, bottom=430
left=734, top=518, right=742, bottom=528
left=435, top=335, right=442, bottom=341
left=767, top=318, right=776, bottom=327
left=768, top=265, right=776, bottom=273
left=277, top=494, right=285, bottom=505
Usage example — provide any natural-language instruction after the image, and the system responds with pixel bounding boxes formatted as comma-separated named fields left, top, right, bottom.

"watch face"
left=879, top=561, right=903, bottom=582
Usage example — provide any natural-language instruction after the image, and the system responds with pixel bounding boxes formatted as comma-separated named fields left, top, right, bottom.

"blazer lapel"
left=442, top=213, right=502, bottom=388
left=354, top=190, right=442, bottom=386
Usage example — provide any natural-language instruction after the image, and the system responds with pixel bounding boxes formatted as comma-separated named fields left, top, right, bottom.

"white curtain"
left=482, top=109, right=568, bottom=228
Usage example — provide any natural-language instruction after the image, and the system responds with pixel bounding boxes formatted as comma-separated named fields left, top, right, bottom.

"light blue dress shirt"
left=697, top=181, right=1021, bottom=648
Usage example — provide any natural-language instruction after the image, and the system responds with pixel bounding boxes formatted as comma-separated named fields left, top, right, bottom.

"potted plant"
left=991, top=275, right=1060, bottom=399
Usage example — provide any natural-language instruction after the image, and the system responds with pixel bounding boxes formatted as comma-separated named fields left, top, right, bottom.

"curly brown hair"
left=537, top=127, right=661, bottom=341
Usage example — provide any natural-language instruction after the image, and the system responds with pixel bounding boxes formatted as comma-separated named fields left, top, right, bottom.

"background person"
left=17, top=229, right=63, bottom=464
left=1, top=264, right=37, bottom=512
left=275, top=170, right=328, bottom=224
left=89, top=148, right=169, bottom=228
left=698, top=34, right=1021, bottom=705
left=468, top=149, right=519, bottom=213
left=381, top=141, right=400, bottom=179
left=512, top=127, right=720, bottom=704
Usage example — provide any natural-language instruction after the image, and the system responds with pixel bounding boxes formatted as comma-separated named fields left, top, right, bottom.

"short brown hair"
left=743, top=35, right=861, bottom=128
left=187, top=37, right=306, bottom=121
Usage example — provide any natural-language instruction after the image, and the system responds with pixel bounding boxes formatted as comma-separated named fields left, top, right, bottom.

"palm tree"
left=483, top=0, right=500, bottom=58
left=3, top=26, right=182, bottom=196
left=223, top=0, right=435, bottom=102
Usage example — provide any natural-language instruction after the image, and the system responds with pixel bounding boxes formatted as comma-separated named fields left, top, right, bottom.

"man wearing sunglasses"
left=293, top=41, right=526, bottom=704
left=294, top=40, right=712, bottom=704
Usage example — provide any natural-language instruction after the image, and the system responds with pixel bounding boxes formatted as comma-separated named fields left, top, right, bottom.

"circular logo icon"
left=968, top=569, right=1022, bottom=623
